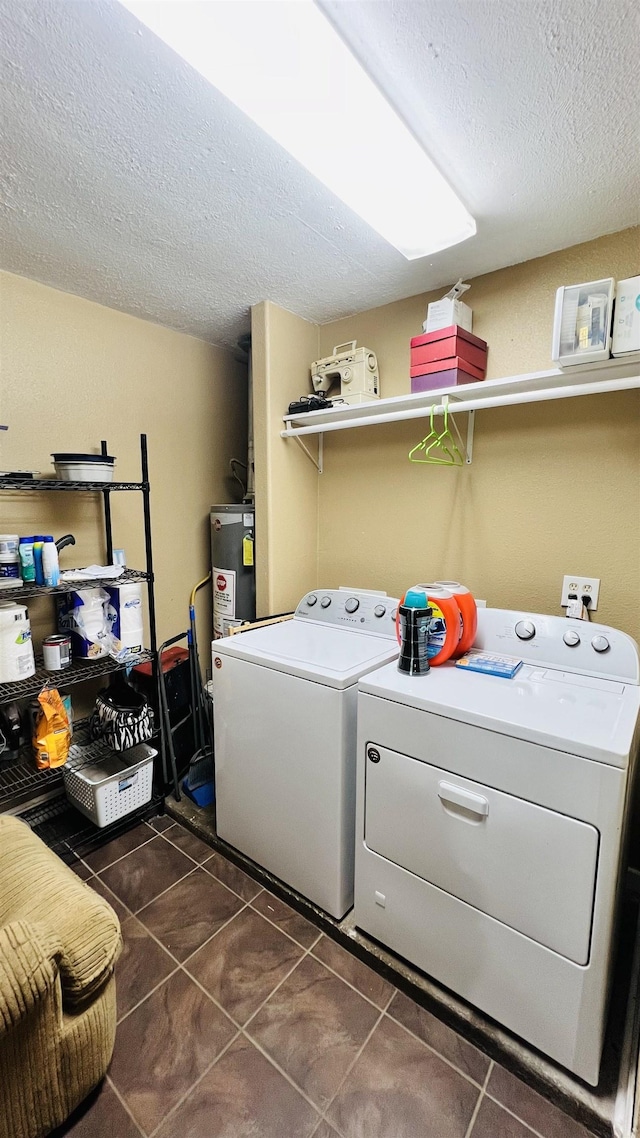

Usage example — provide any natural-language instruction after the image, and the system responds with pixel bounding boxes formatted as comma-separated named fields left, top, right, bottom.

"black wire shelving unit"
left=0, top=434, right=163, bottom=843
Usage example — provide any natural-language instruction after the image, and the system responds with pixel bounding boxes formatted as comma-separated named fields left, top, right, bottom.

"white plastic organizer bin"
left=63, top=740, right=156, bottom=827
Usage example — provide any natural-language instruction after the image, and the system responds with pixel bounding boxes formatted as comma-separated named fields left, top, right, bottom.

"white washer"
left=354, top=609, right=640, bottom=1085
left=212, top=588, right=399, bottom=918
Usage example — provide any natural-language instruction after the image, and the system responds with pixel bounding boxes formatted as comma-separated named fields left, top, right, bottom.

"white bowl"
left=53, top=461, right=115, bottom=483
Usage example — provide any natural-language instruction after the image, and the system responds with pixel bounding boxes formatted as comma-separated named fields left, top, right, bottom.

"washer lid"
left=213, top=619, right=399, bottom=688
left=359, top=660, right=640, bottom=765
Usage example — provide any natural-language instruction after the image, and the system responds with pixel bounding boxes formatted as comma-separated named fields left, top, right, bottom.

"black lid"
left=51, top=453, right=115, bottom=463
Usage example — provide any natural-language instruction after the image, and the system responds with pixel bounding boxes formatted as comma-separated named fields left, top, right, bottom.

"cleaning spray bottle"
left=397, top=588, right=433, bottom=676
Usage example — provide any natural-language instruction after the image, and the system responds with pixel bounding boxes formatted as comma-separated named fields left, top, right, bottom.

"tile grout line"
left=99, top=861, right=200, bottom=918
left=106, top=1074, right=147, bottom=1136
left=181, top=924, right=322, bottom=1036
left=241, top=931, right=323, bottom=1033
left=143, top=929, right=326, bottom=1138
left=463, top=1058, right=494, bottom=1138
left=200, top=858, right=265, bottom=903
left=247, top=896, right=324, bottom=951
left=482, top=1089, right=566, bottom=1138
left=137, top=893, right=249, bottom=967
left=306, top=944, right=396, bottom=1014
left=116, top=904, right=256, bottom=1025
left=313, top=986, right=397, bottom=1137
left=116, top=962, right=182, bottom=1027
left=84, top=827, right=158, bottom=873
left=144, top=1029, right=243, bottom=1138
left=238, top=1027, right=324, bottom=1123
left=382, top=1002, right=490, bottom=1091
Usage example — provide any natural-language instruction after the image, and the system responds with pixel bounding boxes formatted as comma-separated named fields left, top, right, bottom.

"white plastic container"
left=552, top=278, right=615, bottom=366
left=0, top=601, right=36, bottom=683
left=53, top=460, right=114, bottom=482
left=63, top=740, right=156, bottom=827
left=0, top=535, right=19, bottom=555
left=612, top=276, right=640, bottom=357
left=42, top=537, right=60, bottom=587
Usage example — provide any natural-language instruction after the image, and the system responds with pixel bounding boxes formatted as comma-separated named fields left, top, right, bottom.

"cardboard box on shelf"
left=411, top=326, right=487, bottom=371
left=410, top=355, right=486, bottom=381
left=424, top=281, right=473, bottom=334
left=411, top=367, right=482, bottom=393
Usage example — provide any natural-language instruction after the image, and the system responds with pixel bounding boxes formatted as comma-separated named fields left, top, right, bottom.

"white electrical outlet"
left=561, top=575, right=600, bottom=612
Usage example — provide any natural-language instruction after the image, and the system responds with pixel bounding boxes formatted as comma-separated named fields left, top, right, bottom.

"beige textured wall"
left=252, top=300, right=319, bottom=616
left=317, top=227, right=640, bottom=641
left=0, top=270, right=247, bottom=659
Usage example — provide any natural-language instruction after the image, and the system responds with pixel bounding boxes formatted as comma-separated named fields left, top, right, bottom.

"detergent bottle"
left=397, top=584, right=461, bottom=666
left=434, top=581, right=478, bottom=656
left=397, top=588, right=432, bottom=676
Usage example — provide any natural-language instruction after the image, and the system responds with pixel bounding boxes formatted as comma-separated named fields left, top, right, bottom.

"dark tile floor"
left=58, top=816, right=597, bottom=1138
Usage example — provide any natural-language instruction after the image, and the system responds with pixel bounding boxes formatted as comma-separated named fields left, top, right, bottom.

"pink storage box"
left=411, top=336, right=487, bottom=372
left=410, top=355, right=486, bottom=381
left=411, top=367, right=483, bottom=393
left=410, top=324, right=488, bottom=351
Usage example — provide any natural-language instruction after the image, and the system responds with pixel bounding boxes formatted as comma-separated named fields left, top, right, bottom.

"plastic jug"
left=397, top=588, right=432, bottom=676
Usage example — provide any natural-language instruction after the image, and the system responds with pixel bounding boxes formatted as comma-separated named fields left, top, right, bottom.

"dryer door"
left=364, top=743, right=599, bottom=964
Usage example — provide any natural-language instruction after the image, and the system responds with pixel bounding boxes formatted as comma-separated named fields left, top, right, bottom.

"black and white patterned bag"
left=90, top=684, right=154, bottom=751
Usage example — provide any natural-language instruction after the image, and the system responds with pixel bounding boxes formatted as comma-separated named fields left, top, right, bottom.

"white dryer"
left=212, top=588, right=399, bottom=918
left=354, top=609, right=640, bottom=1085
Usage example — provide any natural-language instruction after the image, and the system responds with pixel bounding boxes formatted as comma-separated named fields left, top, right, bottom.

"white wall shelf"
left=281, top=359, right=640, bottom=444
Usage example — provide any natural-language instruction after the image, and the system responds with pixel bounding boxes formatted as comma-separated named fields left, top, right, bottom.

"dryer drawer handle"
left=438, top=781, right=489, bottom=817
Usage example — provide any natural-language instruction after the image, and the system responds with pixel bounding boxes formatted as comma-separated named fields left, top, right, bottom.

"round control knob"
left=306, top=594, right=317, bottom=606
left=592, top=635, right=610, bottom=653
left=344, top=597, right=360, bottom=614
left=563, top=630, right=581, bottom=647
left=515, top=620, right=536, bottom=640
left=320, top=596, right=331, bottom=609
left=374, top=605, right=386, bottom=618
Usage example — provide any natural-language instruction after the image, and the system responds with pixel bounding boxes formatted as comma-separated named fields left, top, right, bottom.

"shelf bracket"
left=292, top=434, right=323, bottom=474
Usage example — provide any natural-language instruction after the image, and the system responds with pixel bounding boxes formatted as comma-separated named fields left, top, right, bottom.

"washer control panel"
left=295, top=589, right=399, bottom=638
left=474, top=609, right=639, bottom=683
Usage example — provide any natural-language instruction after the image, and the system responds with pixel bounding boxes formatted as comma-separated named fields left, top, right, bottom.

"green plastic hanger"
left=409, top=405, right=464, bottom=466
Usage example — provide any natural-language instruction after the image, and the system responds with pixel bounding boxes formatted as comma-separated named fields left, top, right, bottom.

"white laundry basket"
left=63, top=740, right=156, bottom=827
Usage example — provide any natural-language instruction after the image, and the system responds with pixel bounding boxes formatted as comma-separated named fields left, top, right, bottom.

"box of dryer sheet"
left=425, top=279, right=473, bottom=334
left=612, top=276, right=640, bottom=357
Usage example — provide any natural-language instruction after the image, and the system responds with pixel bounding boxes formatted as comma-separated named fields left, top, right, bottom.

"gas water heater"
left=210, top=504, right=256, bottom=638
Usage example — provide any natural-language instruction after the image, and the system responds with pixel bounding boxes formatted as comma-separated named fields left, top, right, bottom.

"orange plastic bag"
left=33, top=688, right=71, bottom=769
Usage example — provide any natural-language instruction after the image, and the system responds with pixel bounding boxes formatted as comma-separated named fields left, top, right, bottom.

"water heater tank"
left=210, top=505, right=256, bottom=638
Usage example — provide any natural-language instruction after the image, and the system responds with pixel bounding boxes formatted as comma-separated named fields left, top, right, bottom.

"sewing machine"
left=310, top=341, right=379, bottom=405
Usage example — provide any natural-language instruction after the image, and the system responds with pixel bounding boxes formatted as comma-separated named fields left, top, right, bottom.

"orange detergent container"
left=396, top=584, right=461, bottom=666
left=435, top=581, right=478, bottom=657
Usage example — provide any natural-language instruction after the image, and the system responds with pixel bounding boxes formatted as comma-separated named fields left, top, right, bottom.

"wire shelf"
left=0, top=649, right=153, bottom=704
left=0, top=754, right=63, bottom=809
left=19, top=792, right=163, bottom=865
left=12, top=566, right=150, bottom=601
left=0, top=478, right=147, bottom=492
left=0, top=719, right=91, bottom=812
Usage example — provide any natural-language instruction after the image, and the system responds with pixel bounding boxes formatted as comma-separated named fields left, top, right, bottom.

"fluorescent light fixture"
left=120, top=0, right=476, bottom=259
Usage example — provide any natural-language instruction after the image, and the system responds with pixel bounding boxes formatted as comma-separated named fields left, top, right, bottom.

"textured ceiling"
left=1, top=0, right=638, bottom=347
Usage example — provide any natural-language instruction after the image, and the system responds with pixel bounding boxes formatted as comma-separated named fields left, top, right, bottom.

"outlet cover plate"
left=561, top=575, right=600, bottom=612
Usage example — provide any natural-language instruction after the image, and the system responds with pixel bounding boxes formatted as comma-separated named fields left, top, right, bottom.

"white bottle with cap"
left=42, top=537, right=60, bottom=587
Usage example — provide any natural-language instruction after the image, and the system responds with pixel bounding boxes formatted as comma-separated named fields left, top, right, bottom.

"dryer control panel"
left=475, top=609, right=639, bottom=684
left=295, top=589, right=399, bottom=638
